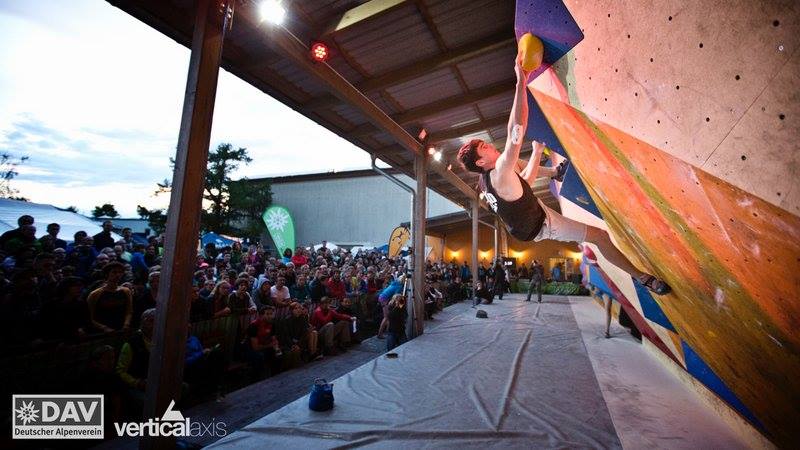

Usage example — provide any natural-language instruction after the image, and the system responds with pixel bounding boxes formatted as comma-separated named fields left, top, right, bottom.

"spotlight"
left=259, top=0, right=286, bottom=25
left=433, top=150, right=442, bottom=161
left=427, top=147, right=436, bottom=155
left=310, top=42, right=330, bottom=62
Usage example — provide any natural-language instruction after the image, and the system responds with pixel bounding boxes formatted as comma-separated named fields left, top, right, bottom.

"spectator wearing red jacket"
left=324, top=270, right=347, bottom=306
left=310, top=297, right=352, bottom=354
left=291, top=247, right=308, bottom=267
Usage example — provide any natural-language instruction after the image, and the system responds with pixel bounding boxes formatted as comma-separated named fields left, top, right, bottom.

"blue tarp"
left=201, top=232, right=236, bottom=248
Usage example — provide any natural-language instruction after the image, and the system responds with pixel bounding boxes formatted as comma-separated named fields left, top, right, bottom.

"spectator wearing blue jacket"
left=377, top=276, right=405, bottom=339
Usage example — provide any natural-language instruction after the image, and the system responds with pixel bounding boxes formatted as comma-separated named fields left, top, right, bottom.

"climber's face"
left=474, top=141, right=500, bottom=170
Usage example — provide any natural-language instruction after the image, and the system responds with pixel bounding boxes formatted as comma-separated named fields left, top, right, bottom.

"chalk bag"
left=309, top=378, right=334, bottom=411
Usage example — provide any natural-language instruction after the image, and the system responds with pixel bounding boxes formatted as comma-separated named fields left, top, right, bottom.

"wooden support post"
left=141, top=0, right=229, bottom=448
left=471, top=199, right=479, bottom=302
left=412, top=153, right=427, bottom=337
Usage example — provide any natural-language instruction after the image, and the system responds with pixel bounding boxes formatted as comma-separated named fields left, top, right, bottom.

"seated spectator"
left=245, top=306, right=282, bottom=379
left=87, top=262, right=133, bottom=333
left=281, top=248, right=293, bottom=264
left=184, top=326, right=225, bottom=399
left=424, top=284, right=443, bottom=319
left=40, top=276, right=92, bottom=341
left=116, top=308, right=155, bottom=415
left=308, top=273, right=328, bottom=305
left=336, top=297, right=360, bottom=343
left=324, top=270, right=346, bottom=307
left=210, top=281, right=232, bottom=318
left=310, top=297, right=352, bottom=355
left=198, top=279, right=215, bottom=300
left=270, top=276, right=291, bottom=319
left=446, top=277, right=467, bottom=304
left=475, top=281, right=493, bottom=305
left=278, top=302, right=319, bottom=361
left=228, top=277, right=257, bottom=316
left=252, top=279, right=272, bottom=310
left=291, top=275, right=309, bottom=303
left=189, top=285, right=212, bottom=322
left=290, top=247, right=308, bottom=267
left=386, top=294, right=406, bottom=352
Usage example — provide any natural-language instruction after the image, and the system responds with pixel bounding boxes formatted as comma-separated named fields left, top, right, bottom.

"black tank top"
left=481, top=170, right=546, bottom=241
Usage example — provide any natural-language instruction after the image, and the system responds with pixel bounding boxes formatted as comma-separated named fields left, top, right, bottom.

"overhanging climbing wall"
left=517, top=0, right=800, bottom=447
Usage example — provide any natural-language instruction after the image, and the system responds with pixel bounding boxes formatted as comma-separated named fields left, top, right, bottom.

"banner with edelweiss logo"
left=262, top=205, right=295, bottom=256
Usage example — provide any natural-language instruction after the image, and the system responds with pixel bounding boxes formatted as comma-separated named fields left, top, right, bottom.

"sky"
left=0, top=0, right=373, bottom=217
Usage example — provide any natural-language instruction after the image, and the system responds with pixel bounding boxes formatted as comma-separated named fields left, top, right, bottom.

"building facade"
left=253, top=169, right=461, bottom=248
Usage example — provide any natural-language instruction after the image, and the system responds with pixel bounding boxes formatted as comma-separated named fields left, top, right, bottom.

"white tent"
left=0, top=198, right=121, bottom=243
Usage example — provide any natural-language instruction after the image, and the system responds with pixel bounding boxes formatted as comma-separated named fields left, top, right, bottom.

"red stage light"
left=310, top=42, right=329, bottom=62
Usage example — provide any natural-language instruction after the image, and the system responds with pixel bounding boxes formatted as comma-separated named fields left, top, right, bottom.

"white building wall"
left=268, top=174, right=460, bottom=247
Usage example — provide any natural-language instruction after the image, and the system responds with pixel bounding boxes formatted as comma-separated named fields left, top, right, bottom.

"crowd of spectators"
left=0, top=215, right=475, bottom=426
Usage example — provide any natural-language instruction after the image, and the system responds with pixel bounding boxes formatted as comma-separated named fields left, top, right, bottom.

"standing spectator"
left=310, top=297, right=352, bottom=355
left=386, top=294, right=406, bottom=352
left=40, top=276, right=92, bottom=341
left=116, top=308, right=155, bottom=413
left=120, top=228, right=134, bottom=251
left=526, top=260, right=544, bottom=303
left=189, top=285, right=212, bottom=322
left=129, top=244, right=149, bottom=280
left=4, top=224, right=42, bottom=257
left=132, top=271, right=158, bottom=329
left=87, top=262, right=132, bottom=332
left=0, top=214, right=34, bottom=248
left=40, top=223, right=67, bottom=250
left=93, top=220, right=115, bottom=251
left=493, top=261, right=507, bottom=300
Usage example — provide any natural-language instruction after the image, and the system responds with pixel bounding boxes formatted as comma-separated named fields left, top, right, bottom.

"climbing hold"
left=518, top=32, right=544, bottom=71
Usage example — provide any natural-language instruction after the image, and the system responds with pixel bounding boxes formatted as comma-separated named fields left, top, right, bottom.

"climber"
left=456, top=56, right=670, bottom=295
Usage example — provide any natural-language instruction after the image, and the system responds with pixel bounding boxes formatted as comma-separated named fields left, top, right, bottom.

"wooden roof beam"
left=321, top=0, right=408, bottom=37
left=304, top=30, right=515, bottom=110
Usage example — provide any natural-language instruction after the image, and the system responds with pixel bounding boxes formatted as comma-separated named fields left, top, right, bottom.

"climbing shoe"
left=552, top=160, right=569, bottom=182
left=638, top=274, right=671, bottom=295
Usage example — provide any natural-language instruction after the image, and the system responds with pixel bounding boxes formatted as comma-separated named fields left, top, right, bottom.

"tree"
left=0, top=153, right=29, bottom=198
left=152, top=142, right=271, bottom=236
left=137, top=205, right=167, bottom=235
left=228, top=178, right=272, bottom=239
left=57, top=206, right=79, bottom=213
left=202, top=143, right=252, bottom=234
left=92, top=203, right=119, bottom=219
